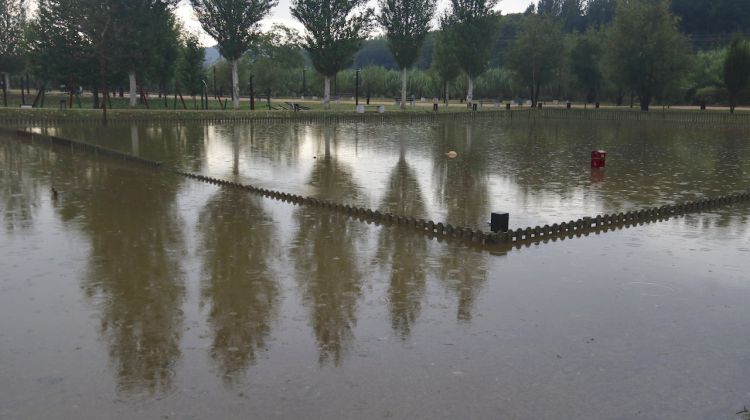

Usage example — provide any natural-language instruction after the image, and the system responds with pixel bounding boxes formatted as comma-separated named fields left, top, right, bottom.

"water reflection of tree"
left=292, top=125, right=364, bottom=365
left=431, top=122, right=489, bottom=322
left=432, top=122, right=490, bottom=227
left=198, top=188, right=278, bottom=384
left=55, top=160, right=185, bottom=396
left=376, top=145, right=428, bottom=340
left=0, top=142, right=47, bottom=232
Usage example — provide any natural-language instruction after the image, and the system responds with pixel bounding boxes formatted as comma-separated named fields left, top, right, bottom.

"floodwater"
left=1, top=119, right=750, bottom=420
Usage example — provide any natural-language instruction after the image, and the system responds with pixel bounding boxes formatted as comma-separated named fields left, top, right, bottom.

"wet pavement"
left=1, top=120, right=750, bottom=419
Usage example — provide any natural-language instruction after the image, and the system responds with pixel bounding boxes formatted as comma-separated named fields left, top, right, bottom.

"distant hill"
left=204, top=45, right=221, bottom=67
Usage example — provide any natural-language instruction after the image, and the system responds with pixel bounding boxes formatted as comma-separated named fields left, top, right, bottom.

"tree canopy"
left=606, top=0, right=690, bottom=111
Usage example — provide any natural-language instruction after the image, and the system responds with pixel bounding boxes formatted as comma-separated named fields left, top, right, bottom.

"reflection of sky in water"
left=4, top=122, right=750, bottom=419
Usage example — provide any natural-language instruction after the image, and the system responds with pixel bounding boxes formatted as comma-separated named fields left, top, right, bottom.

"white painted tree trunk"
left=467, top=77, right=474, bottom=104
left=231, top=59, right=240, bottom=110
left=130, top=125, right=139, bottom=156
left=323, top=76, right=331, bottom=109
left=400, top=68, right=407, bottom=109
left=129, top=72, right=137, bottom=108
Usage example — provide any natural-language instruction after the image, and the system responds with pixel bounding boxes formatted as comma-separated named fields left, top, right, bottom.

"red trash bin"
left=591, top=150, right=607, bottom=168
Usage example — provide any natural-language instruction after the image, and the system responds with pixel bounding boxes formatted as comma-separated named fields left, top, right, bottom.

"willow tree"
left=440, top=0, right=501, bottom=104
left=378, top=0, right=436, bottom=109
left=191, top=0, right=278, bottom=110
left=291, top=0, right=373, bottom=109
left=724, top=35, right=750, bottom=114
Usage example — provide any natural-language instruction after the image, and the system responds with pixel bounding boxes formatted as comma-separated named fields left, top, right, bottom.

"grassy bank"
left=1, top=99, right=749, bottom=125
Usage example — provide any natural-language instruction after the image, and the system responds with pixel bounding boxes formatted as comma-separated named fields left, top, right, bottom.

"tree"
left=723, top=35, right=750, bottom=114
left=251, top=25, right=304, bottom=106
left=291, top=0, right=373, bottom=109
left=27, top=0, right=99, bottom=105
left=378, top=0, right=437, bottom=109
left=0, top=0, right=27, bottom=96
left=176, top=32, right=207, bottom=99
left=584, top=0, right=616, bottom=29
left=506, top=14, right=564, bottom=106
left=606, top=0, right=690, bottom=111
left=431, top=29, right=461, bottom=105
left=191, top=0, right=278, bottom=110
left=359, top=66, right=385, bottom=104
left=570, top=29, right=604, bottom=103
left=440, top=0, right=501, bottom=104
left=113, top=1, right=179, bottom=107
left=671, top=0, right=750, bottom=37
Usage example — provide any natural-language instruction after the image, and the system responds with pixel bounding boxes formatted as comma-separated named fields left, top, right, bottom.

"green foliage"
left=605, top=0, right=690, bottom=111
left=431, top=29, right=461, bottom=84
left=176, top=32, right=207, bottom=97
left=440, top=0, right=501, bottom=79
left=671, top=0, right=750, bottom=36
left=506, top=14, right=565, bottom=105
left=291, top=0, right=373, bottom=78
left=360, top=66, right=387, bottom=99
left=251, top=25, right=305, bottom=97
left=684, top=48, right=725, bottom=103
left=723, top=36, right=750, bottom=113
left=0, top=0, right=27, bottom=75
left=570, top=29, right=604, bottom=102
left=191, top=0, right=278, bottom=61
left=584, top=0, right=616, bottom=29
left=378, top=0, right=436, bottom=70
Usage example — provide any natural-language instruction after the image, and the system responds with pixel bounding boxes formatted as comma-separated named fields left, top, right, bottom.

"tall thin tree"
left=440, top=0, right=500, bottom=104
left=191, top=0, right=278, bottom=110
left=378, top=0, right=436, bottom=109
left=291, top=0, right=373, bottom=109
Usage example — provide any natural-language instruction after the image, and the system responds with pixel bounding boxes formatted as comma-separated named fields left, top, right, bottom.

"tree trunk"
left=93, top=86, right=100, bottom=110
left=400, top=68, right=407, bottom=109
left=128, top=71, right=137, bottom=108
left=323, top=76, right=331, bottom=109
left=444, top=80, right=448, bottom=106
left=640, top=94, right=650, bottom=111
left=231, top=59, right=240, bottom=110
left=466, top=77, right=474, bottom=104
left=729, top=94, right=736, bottom=114
left=529, top=85, right=535, bottom=107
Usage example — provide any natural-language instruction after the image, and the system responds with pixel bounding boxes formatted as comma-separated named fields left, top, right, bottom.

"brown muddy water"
left=1, top=119, right=750, bottom=419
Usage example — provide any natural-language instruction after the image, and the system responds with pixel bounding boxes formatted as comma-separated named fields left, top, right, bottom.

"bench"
left=356, top=104, right=384, bottom=114
left=285, top=102, right=310, bottom=111
left=394, top=97, right=416, bottom=106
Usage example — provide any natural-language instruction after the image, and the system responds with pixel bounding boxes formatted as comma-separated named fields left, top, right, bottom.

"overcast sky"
left=176, top=0, right=536, bottom=46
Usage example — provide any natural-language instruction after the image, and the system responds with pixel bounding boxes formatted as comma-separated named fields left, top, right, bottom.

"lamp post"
left=355, top=68, right=360, bottom=106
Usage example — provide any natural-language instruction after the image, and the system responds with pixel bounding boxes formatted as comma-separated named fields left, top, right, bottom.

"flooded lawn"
left=1, top=119, right=750, bottom=419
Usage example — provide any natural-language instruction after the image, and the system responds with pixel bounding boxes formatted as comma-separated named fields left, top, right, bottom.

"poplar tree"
left=191, top=0, right=278, bottom=110
left=115, top=1, right=179, bottom=107
left=378, top=0, right=436, bottom=109
left=440, top=0, right=500, bottom=104
left=723, top=35, right=750, bottom=114
left=291, top=0, right=373, bottom=109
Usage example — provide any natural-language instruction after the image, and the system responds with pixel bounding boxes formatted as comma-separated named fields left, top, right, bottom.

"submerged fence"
left=1, top=126, right=749, bottom=251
